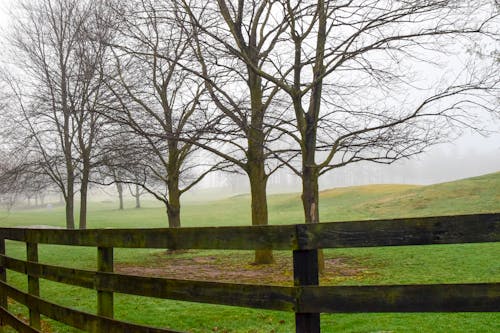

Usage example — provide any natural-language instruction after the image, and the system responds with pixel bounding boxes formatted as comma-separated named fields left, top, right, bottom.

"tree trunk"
left=79, top=185, right=88, bottom=229
left=64, top=167, right=75, bottom=230
left=135, top=184, right=141, bottom=209
left=61, top=53, right=75, bottom=230
left=301, top=124, right=320, bottom=223
left=79, top=165, right=90, bottom=229
left=116, top=182, right=124, bottom=210
left=248, top=162, right=273, bottom=264
left=301, top=163, right=325, bottom=273
left=302, top=165, right=319, bottom=225
left=167, top=178, right=181, bottom=228
left=247, top=69, right=273, bottom=264
left=65, top=185, right=75, bottom=230
left=63, top=148, right=75, bottom=230
left=299, top=0, right=327, bottom=273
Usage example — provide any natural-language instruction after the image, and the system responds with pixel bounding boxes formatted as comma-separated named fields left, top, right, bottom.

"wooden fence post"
left=0, top=238, right=7, bottom=330
left=26, top=242, right=41, bottom=329
left=293, top=248, right=320, bottom=333
left=97, top=247, right=114, bottom=319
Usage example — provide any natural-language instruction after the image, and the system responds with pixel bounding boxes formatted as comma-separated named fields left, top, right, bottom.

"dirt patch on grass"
left=115, top=251, right=372, bottom=286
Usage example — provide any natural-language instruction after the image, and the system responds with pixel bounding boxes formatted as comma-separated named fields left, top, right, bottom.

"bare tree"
left=72, top=0, right=117, bottom=229
left=103, top=0, right=222, bottom=228
left=96, top=129, right=151, bottom=211
left=5, top=0, right=116, bottom=229
left=180, top=0, right=294, bottom=264
left=265, top=0, right=498, bottom=225
left=128, top=182, right=146, bottom=209
left=111, top=167, right=125, bottom=210
left=0, top=150, right=52, bottom=211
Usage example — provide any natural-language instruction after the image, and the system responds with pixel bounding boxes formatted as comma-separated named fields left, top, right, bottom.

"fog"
left=0, top=1, right=498, bottom=203
left=195, top=135, right=500, bottom=196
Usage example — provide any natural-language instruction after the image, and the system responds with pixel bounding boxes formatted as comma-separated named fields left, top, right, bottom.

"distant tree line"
left=0, top=0, right=498, bottom=265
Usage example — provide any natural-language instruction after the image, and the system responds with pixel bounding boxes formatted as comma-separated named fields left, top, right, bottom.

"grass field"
left=0, top=172, right=499, bottom=332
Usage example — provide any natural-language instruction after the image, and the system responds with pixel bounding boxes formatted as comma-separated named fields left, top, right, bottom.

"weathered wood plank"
left=0, top=255, right=296, bottom=311
left=293, top=242, right=320, bottom=333
left=299, top=213, right=500, bottom=250
left=1, top=255, right=95, bottom=289
left=0, top=238, right=7, bottom=324
left=298, top=283, right=500, bottom=313
left=26, top=242, right=41, bottom=329
left=0, top=306, right=40, bottom=333
left=96, top=272, right=296, bottom=312
left=0, top=281, right=183, bottom=333
left=97, top=247, right=114, bottom=319
left=1, top=213, right=497, bottom=251
left=0, top=225, right=297, bottom=250
left=0, top=229, right=25, bottom=242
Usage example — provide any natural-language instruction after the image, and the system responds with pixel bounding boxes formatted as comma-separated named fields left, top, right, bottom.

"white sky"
left=0, top=0, right=12, bottom=27
left=0, top=0, right=498, bottom=186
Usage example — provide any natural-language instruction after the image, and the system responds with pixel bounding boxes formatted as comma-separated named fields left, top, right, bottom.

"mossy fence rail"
left=0, top=213, right=499, bottom=333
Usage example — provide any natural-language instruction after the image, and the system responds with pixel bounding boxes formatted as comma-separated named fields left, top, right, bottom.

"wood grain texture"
left=298, top=283, right=500, bottom=313
left=97, top=247, right=114, bottom=319
left=0, top=306, right=40, bottom=333
left=0, top=225, right=297, bottom=250
left=1, top=255, right=95, bottom=289
left=26, top=243, right=40, bottom=329
left=296, top=213, right=500, bottom=249
left=0, top=214, right=497, bottom=250
left=293, top=247, right=320, bottom=333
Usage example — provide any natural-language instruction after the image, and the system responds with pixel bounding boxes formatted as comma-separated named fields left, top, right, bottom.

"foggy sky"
left=0, top=1, right=498, bottom=189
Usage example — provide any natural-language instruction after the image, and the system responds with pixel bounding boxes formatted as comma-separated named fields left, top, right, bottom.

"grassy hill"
left=318, top=171, right=500, bottom=221
left=1, top=171, right=499, bottom=228
left=186, top=171, right=500, bottom=227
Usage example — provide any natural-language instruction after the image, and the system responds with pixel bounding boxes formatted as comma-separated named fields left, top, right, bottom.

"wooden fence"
left=0, top=213, right=499, bottom=333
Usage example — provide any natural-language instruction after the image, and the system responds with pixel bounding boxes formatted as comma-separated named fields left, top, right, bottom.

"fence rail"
left=0, top=213, right=498, bottom=332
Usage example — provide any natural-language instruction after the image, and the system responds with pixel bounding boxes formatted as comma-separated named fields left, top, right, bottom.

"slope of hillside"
left=345, top=171, right=500, bottom=220
left=273, top=172, right=500, bottom=223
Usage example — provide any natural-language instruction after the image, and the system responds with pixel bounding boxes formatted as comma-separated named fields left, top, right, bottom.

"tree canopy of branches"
left=105, top=0, right=223, bottom=228
left=177, top=0, right=300, bottom=264
left=3, top=0, right=116, bottom=229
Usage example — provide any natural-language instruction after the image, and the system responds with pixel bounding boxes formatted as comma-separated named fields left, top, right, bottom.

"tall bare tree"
left=269, top=0, right=499, bottom=226
left=5, top=0, right=116, bottom=229
left=72, top=0, right=117, bottom=229
left=106, top=0, right=222, bottom=228
left=180, top=0, right=293, bottom=263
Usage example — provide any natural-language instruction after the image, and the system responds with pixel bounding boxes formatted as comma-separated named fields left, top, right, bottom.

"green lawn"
left=0, top=172, right=499, bottom=332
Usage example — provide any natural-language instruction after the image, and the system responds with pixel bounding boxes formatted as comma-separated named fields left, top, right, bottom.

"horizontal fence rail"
left=0, top=281, right=180, bottom=333
left=299, top=283, right=500, bottom=313
left=0, top=213, right=497, bottom=250
left=0, top=213, right=498, bottom=333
